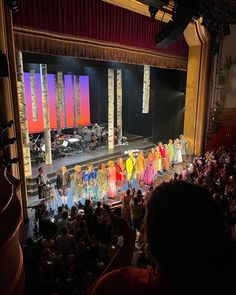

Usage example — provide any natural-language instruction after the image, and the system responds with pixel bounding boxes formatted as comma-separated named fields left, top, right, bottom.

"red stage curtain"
left=13, top=0, right=188, bottom=58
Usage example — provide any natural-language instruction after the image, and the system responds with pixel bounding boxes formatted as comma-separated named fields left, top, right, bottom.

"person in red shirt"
left=158, top=142, right=165, bottom=174
left=89, top=181, right=236, bottom=295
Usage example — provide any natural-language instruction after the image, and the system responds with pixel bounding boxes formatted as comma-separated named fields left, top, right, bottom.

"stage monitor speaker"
left=0, top=53, right=9, bottom=77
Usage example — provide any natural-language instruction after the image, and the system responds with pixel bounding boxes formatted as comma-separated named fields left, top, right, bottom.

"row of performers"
left=36, top=139, right=186, bottom=205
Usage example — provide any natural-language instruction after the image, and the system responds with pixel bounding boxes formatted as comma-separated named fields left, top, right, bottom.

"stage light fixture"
left=137, top=0, right=169, bottom=10
left=155, top=0, right=231, bottom=48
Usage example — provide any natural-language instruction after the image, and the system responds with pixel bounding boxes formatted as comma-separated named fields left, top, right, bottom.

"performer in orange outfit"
left=151, top=148, right=158, bottom=177
left=163, top=144, right=170, bottom=171
left=116, top=157, right=126, bottom=187
left=107, top=160, right=117, bottom=198
left=136, top=151, right=146, bottom=186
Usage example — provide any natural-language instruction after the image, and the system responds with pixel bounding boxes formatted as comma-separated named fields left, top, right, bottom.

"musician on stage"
left=36, top=167, right=49, bottom=199
left=56, top=166, right=71, bottom=206
left=92, top=123, right=102, bottom=146
left=82, top=126, right=92, bottom=153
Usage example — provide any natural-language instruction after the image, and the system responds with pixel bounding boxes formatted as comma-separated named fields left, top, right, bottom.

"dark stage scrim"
left=24, top=73, right=90, bottom=133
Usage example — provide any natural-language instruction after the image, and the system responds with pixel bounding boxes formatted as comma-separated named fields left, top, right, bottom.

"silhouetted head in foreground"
left=146, top=181, right=235, bottom=294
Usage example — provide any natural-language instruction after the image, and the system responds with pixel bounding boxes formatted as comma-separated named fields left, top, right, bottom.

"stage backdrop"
left=152, top=68, right=187, bottom=142
left=24, top=73, right=90, bottom=133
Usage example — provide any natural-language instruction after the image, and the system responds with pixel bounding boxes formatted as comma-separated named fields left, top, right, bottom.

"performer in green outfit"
left=168, top=139, right=175, bottom=167
left=73, top=165, right=85, bottom=204
left=97, top=163, right=108, bottom=201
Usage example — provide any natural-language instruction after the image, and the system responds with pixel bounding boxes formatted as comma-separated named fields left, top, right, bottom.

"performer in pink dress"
left=143, top=153, right=154, bottom=185
left=158, top=142, right=165, bottom=173
left=107, top=160, right=117, bottom=198
left=136, top=151, right=146, bottom=186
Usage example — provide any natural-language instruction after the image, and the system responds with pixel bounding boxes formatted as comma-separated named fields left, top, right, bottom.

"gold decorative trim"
left=13, top=26, right=187, bottom=70
left=101, top=0, right=172, bottom=23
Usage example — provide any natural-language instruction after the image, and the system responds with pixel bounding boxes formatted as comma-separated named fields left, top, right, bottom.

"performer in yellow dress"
left=155, top=146, right=162, bottom=173
left=126, top=151, right=136, bottom=188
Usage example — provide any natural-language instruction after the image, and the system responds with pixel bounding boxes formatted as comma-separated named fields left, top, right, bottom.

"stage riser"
left=27, top=144, right=154, bottom=198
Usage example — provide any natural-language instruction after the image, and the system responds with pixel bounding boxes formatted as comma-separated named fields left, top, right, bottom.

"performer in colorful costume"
left=107, top=160, right=116, bottom=198
left=136, top=151, right=146, bottom=186
left=97, top=163, right=108, bottom=201
left=116, top=157, right=126, bottom=187
left=84, top=164, right=97, bottom=200
left=155, top=146, right=162, bottom=174
left=151, top=148, right=158, bottom=177
left=143, top=153, right=154, bottom=185
left=168, top=139, right=175, bottom=167
left=158, top=142, right=165, bottom=173
left=126, top=151, right=136, bottom=188
left=73, top=165, right=84, bottom=204
left=174, top=139, right=183, bottom=164
left=180, top=134, right=188, bottom=162
left=163, top=144, right=170, bottom=171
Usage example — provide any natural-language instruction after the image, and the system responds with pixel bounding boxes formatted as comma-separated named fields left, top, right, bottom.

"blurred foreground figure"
left=89, top=181, right=236, bottom=295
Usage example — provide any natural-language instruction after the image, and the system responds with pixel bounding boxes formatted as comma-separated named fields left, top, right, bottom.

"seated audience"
left=56, top=226, right=75, bottom=254
left=21, top=145, right=236, bottom=295
left=89, top=181, right=236, bottom=295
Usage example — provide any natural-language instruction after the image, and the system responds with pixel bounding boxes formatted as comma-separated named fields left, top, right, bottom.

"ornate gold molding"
left=13, top=26, right=187, bottom=70
left=101, top=0, right=173, bottom=23
left=183, top=20, right=211, bottom=155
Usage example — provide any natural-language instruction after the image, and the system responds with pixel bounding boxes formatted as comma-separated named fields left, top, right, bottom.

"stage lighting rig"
left=155, top=0, right=231, bottom=48
left=137, top=0, right=170, bottom=18
left=137, top=0, right=169, bottom=10
left=149, top=6, right=159, bottom=19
